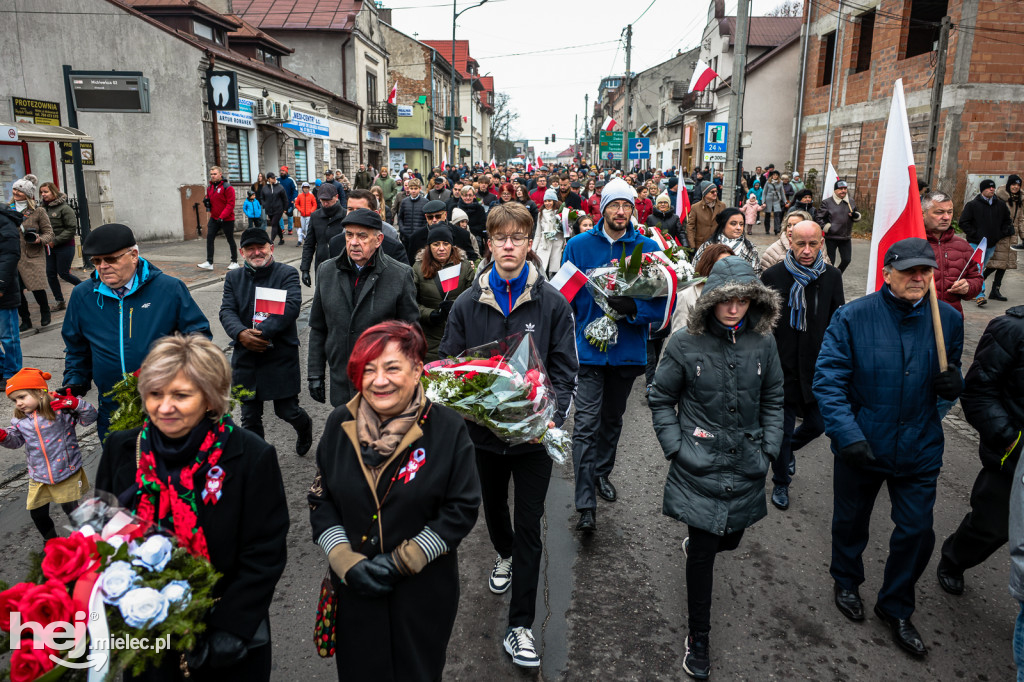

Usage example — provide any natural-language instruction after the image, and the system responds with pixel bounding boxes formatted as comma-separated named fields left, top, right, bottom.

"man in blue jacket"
left=813, top=238, right=964, bottom=658
left=61, top=224, right=212, bottom=441
left=278, top=165, right=298, bottom=236
left=561, top=178, right=669, bottom=532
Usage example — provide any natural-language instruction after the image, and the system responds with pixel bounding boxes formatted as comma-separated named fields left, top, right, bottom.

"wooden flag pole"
left=928, top=278, right=948, bottom=371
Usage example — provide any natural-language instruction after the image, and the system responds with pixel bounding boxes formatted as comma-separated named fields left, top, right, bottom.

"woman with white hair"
left=8, top=177, right=54, bottom=330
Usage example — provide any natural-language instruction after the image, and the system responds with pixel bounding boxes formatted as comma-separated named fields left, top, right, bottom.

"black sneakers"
left=683, top=631, right=710, bottom=679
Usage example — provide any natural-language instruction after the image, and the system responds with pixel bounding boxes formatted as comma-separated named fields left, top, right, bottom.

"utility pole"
left=925, top=15, right=951, bottom=188
left=724, top=0, right=749, bottom=203
left=584, top=93, right=589, bottom=161
left=623, top=24, right=632, bottom=172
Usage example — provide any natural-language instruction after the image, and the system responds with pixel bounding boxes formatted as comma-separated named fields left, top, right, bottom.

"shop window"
left=903, top=0, right=948, bottom=59
left=225, top=129, right=250, bottom=184
left=820, top=31, right=836, bottom=86
left=854, top=11, right=875, bottom=73
left=293, top=140, right=308, bottom=181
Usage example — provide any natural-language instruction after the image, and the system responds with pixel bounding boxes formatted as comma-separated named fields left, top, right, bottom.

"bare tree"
left=488, top=92, right=520, bottom=162
left=765, top=0, right=802, bottom=16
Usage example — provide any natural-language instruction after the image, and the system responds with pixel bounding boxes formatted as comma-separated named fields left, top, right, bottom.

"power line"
left=476, top=39, right=619, bottom=60
left=632, top=0, right=659, bottom=24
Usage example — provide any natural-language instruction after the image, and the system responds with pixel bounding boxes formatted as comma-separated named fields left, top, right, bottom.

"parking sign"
left=703, top=122, right=728, bottom=163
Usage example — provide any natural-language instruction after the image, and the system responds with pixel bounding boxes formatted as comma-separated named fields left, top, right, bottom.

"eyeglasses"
left=606, top=201, right=633, bottom=213
left=490, top=234, right=528, bottom=246
left=425, top=213, right=447, bottom=221
left=90, top=250, right=133, bottom=267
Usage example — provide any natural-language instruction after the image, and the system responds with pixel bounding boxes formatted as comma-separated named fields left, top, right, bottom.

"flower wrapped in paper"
left=422, top=334, right=571, bottom=464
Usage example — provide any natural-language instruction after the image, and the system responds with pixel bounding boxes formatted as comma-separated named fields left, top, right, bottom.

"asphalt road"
left=0, top=233, right=1020, bottom=680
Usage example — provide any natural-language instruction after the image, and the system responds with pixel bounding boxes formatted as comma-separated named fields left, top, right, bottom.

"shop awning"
left=265, top=124, right=308, bottom=141
left=0, top=122, right=92, bottom=142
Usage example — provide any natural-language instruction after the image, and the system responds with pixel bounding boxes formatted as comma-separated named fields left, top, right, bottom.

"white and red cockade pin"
left=397, top=449, right=426, bottom=484
left=202, top=465, right=225, bottom=504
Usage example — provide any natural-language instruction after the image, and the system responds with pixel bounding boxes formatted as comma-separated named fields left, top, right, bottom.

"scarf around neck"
left=357, top=384, right=424, bottom=464
left=783, top=249, right=826, bottom=331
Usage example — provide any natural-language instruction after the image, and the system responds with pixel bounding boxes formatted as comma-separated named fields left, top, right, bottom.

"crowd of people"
left=1, top=155, right=1023, bottom=680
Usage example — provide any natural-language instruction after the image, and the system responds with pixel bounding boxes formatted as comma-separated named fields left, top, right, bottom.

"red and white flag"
left=687, top=59, right=719, bottom=93
left=387, top=82, right=397, bottom=105
left=489, top=156, right=497, bottom=170
left=865, top=79, right=926, bottom=294
left=601, top=116, right=617, bottom=132
left=822, top=162, right=839, bottom=205
left=254, top=287, right=287, bottom=316
left=957, top=237, right=988, bottom=281
left=676, top=177, right=691, bottom=222
left=526, top=159, right=533, bottom=173
left=550, top=261, right=588, bottom=302
left=438, top=264, right=461, bottom=293
left=536, top=155, right=543, bottom=167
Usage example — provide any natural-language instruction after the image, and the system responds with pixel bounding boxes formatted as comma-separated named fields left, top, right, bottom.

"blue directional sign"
left=703, top=122, right=728, bottom=162
left=628, top=136, right=650, bottom=159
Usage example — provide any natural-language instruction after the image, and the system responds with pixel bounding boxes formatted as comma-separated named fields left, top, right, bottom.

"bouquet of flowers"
left=0, top=495, right=220, bottom=682
left=559, top=207, right=583, bottom=238
left=421, top=334, right=572, bottom=464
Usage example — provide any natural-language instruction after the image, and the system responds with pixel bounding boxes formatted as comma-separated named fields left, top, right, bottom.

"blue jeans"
left=970, top=243, right=995, bottom=298
left=1014, top=602, right=1024, bottom=681
left=0, top=307, right=22, bottom=378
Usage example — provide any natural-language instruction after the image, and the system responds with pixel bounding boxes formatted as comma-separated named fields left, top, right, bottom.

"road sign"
left=704, top=121, right=728, bottom=152
left=628, top=137, right=650, bottom=159
left=1, top=126, right=17, bottom=142
left=703, top=152, right=726, bottom=163
left=599, top=130, right=624, bottom=160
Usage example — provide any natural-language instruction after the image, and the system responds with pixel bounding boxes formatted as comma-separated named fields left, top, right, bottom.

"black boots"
left=989, top=286, right=1007, bottom=301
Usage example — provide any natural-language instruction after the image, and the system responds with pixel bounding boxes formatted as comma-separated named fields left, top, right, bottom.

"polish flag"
left=526, top=159, right=533, bottom=173
left=387, top=82, right=397, bottom=105
left=442, top=149, right=448, bottom=170
left=687, top=60, right=719, bottom=93
left=254, top=287, right=287, bottom=316
left=537, top=155, right=543, bottom=167
left=438, top=264, right=461, bottom=293
left=865, top=79, right=927, bottom=294
left=550, top=261, right=588, bottom=302
left=822, top=162, right=839, bottom=204
left=957, top=237, right=988, bottom=281
left=489, top=156, right=497, bottom=170
left=601, top=116, right=617, bottom=132
left=676, top=177, right=691, bottom=222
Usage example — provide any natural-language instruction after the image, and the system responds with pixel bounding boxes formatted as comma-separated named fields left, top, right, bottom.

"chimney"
left=379, top=8, right=392, bottom=24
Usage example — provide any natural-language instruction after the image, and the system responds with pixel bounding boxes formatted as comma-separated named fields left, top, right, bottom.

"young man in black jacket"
left=439, top=202, right=578, bottom=670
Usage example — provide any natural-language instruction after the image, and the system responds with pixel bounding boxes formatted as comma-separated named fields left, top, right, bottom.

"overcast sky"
left=386, top=0, right=789, bottom=159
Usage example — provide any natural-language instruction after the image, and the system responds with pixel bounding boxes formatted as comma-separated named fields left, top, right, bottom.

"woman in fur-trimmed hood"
left=648, top=255, right=784, bottom=677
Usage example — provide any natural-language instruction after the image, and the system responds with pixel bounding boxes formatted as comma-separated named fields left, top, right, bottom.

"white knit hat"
left=12, top=178, right=36, bottom=199
left=599, top=178, right=636, bottom=215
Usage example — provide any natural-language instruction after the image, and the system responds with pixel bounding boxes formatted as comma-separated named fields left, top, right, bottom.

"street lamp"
left=450, top=0, right=488, bottom=170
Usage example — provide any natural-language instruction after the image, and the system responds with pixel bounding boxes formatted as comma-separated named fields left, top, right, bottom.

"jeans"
left=46, top=241, right=81, bottom=301
left=247, top=216, right=263, bottom=230
left=1014, top=602, right=1024, bottom=682
left=773, top=400, right=825, bottom=486
left=825, top=239, right=852, bottom=273
left=686, top=525, right=745, bottom=634
left=206, top=219, right=238, bottom=263
left=239, top=397, right=309, bottom=440
left=970, top=244, right=996, bottom=298
left=475, top=447, right=552, bottom=628
left=0, top=307, right=21, bottom=378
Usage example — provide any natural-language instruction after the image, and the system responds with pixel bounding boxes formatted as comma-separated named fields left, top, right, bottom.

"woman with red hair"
left=308, top=320, right=480, bottom=681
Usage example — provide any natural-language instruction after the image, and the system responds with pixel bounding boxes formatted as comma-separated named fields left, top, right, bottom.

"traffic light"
left=545, top=136, right=549, bottom=144
left=551, top=134, right=556, bottom=142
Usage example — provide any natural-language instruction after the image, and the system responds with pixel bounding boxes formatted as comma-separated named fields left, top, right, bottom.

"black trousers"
left=18, top=287, right=49, bottom=325
left=267, top=212, right=284, bottom=242
left=982, top=266, right=1007, bottom=288
left=206, top=219, right=238, bottom=263
left=825, top=238, right=852, bottom=273
left=30, top=501, right=79, bottom=540
left=940, top=467, right=1011, bottom=574
left=772, top=400, right=825, bottom=486
left=239, top=396, right=309, bottom=440
left=644, top=336, right=667, bottom=387
left=46, top=241, right=81, bottom=301
left=571, top=365, right=638, bottom=511
left=475, top=447, right=552, bottom=628
left=686, top=525, right=745, bottom=634
left=766, top=211, right=783, bottom=234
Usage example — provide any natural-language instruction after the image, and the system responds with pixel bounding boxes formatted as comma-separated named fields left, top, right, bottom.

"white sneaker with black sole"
left=504, top=626, right=540, bottom=668
left=489, top=555, right=512, bottom=594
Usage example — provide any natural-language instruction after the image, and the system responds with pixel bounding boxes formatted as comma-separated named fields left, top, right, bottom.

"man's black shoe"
left=576, top=510, right=596, bottom=533
left=834, top=584, right=865, bottom=621
left=936, top=563, right=965, bottom=595
left=295, top=413, right=314, bottom=456
left=771, top=485, right=789, bottom=510
left=597, top=476, right=617, bottom=502
left=874, top=605, right=926, bottom=657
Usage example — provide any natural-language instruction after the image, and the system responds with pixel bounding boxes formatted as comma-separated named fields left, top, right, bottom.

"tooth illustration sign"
left=205, top=70, right=238, bottom=111
left=210, top=75, right=231, bottom=106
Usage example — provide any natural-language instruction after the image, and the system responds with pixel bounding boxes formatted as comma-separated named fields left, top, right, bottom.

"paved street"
left=0, top=233, right=1020, bottom=680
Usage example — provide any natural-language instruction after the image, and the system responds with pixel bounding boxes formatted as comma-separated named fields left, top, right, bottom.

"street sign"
left=599, top=130, right=624, bottom=160
left=703, top=121, right=728, bottom=163
left=628, top=137, right=650, bottom=159
left=69, top=72, right=151, bottom=113
left=1, top=126, right=17, bottom=142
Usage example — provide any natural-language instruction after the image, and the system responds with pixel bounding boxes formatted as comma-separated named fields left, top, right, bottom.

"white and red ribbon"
left=642, top=252, right=678, bottom=332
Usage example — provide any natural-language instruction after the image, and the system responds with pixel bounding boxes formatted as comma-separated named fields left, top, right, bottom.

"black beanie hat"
left=83, top=223, right=136, bottom=257
left=793, top=188, right=813, bottom=203
left=980, top=179, right=996, bottom=191
left=427, top=223, right=454, bottom=245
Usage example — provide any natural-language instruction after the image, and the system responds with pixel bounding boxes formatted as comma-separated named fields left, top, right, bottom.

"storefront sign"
left=12, top=97, right=61, bottom=126
left=397, top=105, right=413, bottom=117
left=216, top=97, right=255, bottom=129
left=59, top=141, right=95, bottom=165
left=366, top=130, right=385, bottom=144
left=283, top=110, right=329, bottom=139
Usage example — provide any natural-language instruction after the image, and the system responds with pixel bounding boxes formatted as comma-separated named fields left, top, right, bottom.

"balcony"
left=676, top=90, right=715, bottom=114
left=367, top=102, right=398, bottom=130
left=433, top=110, right=447, bottom=131
left=444, top=116, right=464, bottom=132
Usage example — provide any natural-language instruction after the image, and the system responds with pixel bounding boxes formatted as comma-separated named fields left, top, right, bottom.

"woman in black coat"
left=95, top=334, right=289, bottom=682
left=646, top=192, right=684, bottom=245
left=308, top=320, right=480, bottom=682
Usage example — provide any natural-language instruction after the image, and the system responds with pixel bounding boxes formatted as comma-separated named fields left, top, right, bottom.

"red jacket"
left=586, top=193, right=602, bottom=222
left=636, top=197, right=653, bottom=225
left=530, top=187, right=550, bottom=208
left=207, top=180, right=236, bottom=221
left=927, top=228, right=984, bottom=316
left=294, top=191, right=318, bottom=218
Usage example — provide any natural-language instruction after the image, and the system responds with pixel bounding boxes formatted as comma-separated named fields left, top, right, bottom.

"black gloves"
left=185, top=629, right=247, bottom=670
left=933, top=369, right=963, bottom=401
left=344, top=559, right=394, bottom=597
left=63, top=383, right=89, bottom=398
left=202, top=196, right=212, bottom=211
left=839, top=441, right=876, bottom=468
left=301, top=271, right=312, bottom=287
left=607, top=296, right=638, bottom=317
left=439, top=299, right=454, bottom=313
left=309, top=378, right=325, bottom=404
left=429, top=309, right=443, bottom=323
left=369, top=553, right=404, bottom=588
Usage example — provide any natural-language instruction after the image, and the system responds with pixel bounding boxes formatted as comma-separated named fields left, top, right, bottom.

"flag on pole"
left=537, top=155, right=543, bottom=167
left=438, top=264, right=461, bottom=293
left=957, top=237, right=988, bottom=282
left=254, top=287, right=287, bottom=316
left=676, top=177, right=691, bottom=222
left=387, top=82, right=397, bottom=105
left=601, top=116, right=617, bottom=132
left=526, top=159, right=533, bottom=173
left=550, top=261, right=588, bottom=302
left=687, top=60, right=720, bottom=93
left=489, top=156, right=497, bottom=170
left=822, top=162, right=839, bottom=205
left=865, top=79, right=927, bottom=294
left=442, top=149, right=448, bottom=170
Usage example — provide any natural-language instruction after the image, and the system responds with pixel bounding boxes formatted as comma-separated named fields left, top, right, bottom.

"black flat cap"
left=422, top=199, right=448, bottom=214
left=341, top=208, right=382, bottom=231
left=83, top=223, right=136, bottom=256
left=885, top=237, right=938, bottom=270
left=239, top=227, right=272, bottom=248
left=317, top=183, right=338, bottom=200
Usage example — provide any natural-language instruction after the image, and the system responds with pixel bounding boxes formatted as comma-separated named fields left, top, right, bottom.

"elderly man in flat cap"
left=62, top=223, right=211, bottom=441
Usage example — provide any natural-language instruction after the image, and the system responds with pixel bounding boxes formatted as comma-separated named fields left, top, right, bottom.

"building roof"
left=232, top=0, right=360, bottom=32
left=227, top=14, right=295, bottom=54
left=131, top=0, right=242, bottom=29
left=421, top=40, right=482, bottom=84
left=719, top=16, right=802, bottom=47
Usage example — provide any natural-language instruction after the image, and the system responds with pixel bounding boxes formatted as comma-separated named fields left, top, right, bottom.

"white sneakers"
left=504, top=626, right=540, bottom=668
left=227, top=262, right=240, bottom=270
left=196, top=261, right=214, bottom=270
left=489, top=555, right=512, bottom=594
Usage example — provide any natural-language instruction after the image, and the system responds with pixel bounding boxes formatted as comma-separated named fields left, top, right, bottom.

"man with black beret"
left=62, top=223, right=211, bottom=441
left=307, top=208, right=418, bottom=406
left=327, top=189, right=409, bottom=265
left=300, top=183, right=348, bottom=287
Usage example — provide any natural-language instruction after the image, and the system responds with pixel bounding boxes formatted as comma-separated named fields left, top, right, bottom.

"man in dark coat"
left=0, top=206, right=22, bottom=382
left=556, top=174, right=583, bottom=210
left=260, top=174, right=289, bottom=245
left=813, top=238, right=964, bottom=658
left=353, top=163, right=374, bottom=190
left=761, top=220, right=844, bottom=511
left=327, top=189, right=409, bottom=265
left=813, top=180, right=861, bottom=273
left=300, top=183, right=348, bottom=287
left=959, top=178, right=1014, bottom=305
left=936, top=305, right=1024, bottom=595
left=307, top=208, right=418, bottom=406
left=278, top=165, right=298, bottom=235
left=219, top=228, right=312, bottom=454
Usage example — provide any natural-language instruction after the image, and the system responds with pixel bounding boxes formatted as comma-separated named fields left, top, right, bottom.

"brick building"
left=797, top=0, right=1024, bottom=212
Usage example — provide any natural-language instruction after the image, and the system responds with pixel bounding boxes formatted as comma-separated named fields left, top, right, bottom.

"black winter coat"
left=397, top=195, right=428, bottom=242
left=308, top=398, right=480, bottom=682
left=439, top=262, right=579, bottom=453
left=961, top=305, right=1024, bottom=474
left=448, top=200, right=487, bottom=243
left=0, top=207, right=22, bottom=309
left=300, top=204, right=348, bottom=274
left=96, top=425, right=289, bottom=643
left=646, top=208, right=683, bottom=244
left=760, top=262, right=845, bottom=404
left=219, top=260, right=302, bottom=400
left=959, top=193, right=1014, bottom=246
left=260, top=183, right=287, bottom=215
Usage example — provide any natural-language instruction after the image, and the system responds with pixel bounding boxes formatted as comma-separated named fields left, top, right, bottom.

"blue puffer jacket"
left=812, top=286, right=964, bottom=473
left=561, top=220, right=669, bottom=367
left=61, top=259, right=211, bottom=410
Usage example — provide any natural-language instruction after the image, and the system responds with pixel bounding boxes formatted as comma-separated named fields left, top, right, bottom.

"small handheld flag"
left=956, top=237, right=987, bottom=281
left=254, top=287, right=287, bottom=316
left=438, top=264, right=461, bottom=293
left=550, top=261, right=588, bottom=302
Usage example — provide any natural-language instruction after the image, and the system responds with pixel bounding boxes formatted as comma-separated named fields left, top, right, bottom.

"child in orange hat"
left=2, top=368, right=98, bottom=540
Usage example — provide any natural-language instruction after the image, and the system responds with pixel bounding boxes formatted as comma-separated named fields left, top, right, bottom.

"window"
left=366, top=72, right=378, bottom=104
left=820, top=31, right=836, bottom=86
left=903, top=0, right=948, bottom=59
left=193, top=20, right=223, bottom=45
left=854, top=11, right=875, bottom=73
left=225, top=128, right=250, bottom=183
left=293, top=140, right=307, bottom=181
left=256, top=48, right=279, bottom=67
